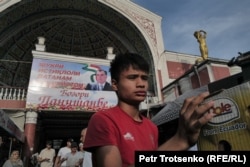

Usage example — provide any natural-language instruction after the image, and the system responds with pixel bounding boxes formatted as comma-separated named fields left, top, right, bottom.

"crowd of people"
left=1, top=128, right=91, bottom=167
left=33, top=129, right=92, bottom=167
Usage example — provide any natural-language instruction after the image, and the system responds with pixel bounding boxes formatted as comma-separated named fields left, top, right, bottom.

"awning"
left=0, top=109, right=25, bottom=142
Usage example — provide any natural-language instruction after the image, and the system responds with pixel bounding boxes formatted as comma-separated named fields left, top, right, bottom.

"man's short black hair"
left=71, top=142, right=78, bottom=148
left=46, top=140, right=52, bottom=146
left=110, top=53, right=149, bottom=82
left=67, top=138, right=74, bottom=143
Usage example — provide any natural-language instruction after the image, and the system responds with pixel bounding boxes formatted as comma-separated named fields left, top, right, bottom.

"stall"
left=0, top=109, right=25, bottom=165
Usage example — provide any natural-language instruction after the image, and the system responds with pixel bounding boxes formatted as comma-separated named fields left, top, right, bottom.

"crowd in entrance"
left=0, top=128, right=91, bottom=167
left=29, top=128, right=92, bottom=167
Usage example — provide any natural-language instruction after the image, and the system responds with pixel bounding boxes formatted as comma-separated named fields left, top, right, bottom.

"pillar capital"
left=25, top=111, right=38, bottom=124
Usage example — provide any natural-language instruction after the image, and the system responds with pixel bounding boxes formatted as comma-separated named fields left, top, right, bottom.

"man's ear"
left=111, top=79, right=118, bottom=91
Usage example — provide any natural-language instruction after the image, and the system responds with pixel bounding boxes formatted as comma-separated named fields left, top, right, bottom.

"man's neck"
left=118, top=102, right=141, bottom=121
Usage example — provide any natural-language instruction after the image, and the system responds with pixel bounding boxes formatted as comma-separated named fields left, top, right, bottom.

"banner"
left=26, top=58, right=117, bottom=111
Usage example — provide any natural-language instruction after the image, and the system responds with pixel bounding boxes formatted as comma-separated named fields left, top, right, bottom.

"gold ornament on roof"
left=194, top=30, right=208, bottom=63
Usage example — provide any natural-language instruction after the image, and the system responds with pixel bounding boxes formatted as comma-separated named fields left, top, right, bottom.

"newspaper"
left=151, top=86, right=208, bottom=125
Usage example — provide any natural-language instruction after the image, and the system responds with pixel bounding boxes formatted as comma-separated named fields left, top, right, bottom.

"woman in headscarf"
left=3, top=149, right=23, bottom=167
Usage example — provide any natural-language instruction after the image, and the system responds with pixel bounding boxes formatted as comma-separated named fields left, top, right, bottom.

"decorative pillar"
left=106, top=47, right=115, bottom=60
left=35, top=36, right=46, bottom=51
left=24, top=111, right=38, bottom=164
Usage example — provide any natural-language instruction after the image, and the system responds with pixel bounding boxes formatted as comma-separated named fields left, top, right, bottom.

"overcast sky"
left=132, top=0, right=250, bottom=60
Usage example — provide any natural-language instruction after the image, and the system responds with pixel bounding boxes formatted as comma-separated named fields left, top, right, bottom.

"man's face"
left=46, top=144, right=52, bottom=149
left=71, top=147, right=77, bottom=153
left=96, top=71, right=107, bottom=84
left=112, top=66, right=148, bottom=105
left=12, top=151, right=19, bottom=158
left=67, top=141, right=72, bottom=147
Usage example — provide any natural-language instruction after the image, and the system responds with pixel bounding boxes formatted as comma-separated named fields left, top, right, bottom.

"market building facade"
left=0, top=0, right=241, bottom=165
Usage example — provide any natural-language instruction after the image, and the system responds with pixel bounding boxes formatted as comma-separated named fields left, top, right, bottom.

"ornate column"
left=24, top=111, right=38, bottom=163
left=106, top=46, right=115, bottom=60
left=35, top=36, right=46, bottom=51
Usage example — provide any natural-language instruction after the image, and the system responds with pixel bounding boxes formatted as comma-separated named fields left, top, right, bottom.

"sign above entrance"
left=26, top=51, right=118, bottom=111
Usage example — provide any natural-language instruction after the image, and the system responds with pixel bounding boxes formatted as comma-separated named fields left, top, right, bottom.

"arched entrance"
left=0, top=0, right=156, bottom=93
left=0, top=0, right=164, bottom=165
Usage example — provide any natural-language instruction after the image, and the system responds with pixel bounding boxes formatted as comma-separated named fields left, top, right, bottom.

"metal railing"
left=0, top=86, right=27, bottom=100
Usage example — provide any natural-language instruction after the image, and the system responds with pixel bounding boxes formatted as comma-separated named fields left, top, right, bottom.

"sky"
left=132, top=0, right=250, bottom=60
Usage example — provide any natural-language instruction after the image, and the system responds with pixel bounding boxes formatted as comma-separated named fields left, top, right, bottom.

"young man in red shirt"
left=84, top=53, right=215, bottom=167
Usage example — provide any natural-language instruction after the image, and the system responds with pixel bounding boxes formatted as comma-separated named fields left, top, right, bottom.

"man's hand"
left=44, top=158, right=50, bottom=162
left=177, top=91, right=215, bottom=147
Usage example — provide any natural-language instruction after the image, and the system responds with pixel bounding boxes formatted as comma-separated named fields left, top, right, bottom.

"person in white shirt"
left=60, top=142, right=83, bottom=167
left=54, top=138, right=73, bottom=167
left=38, top=141, right=55, bottom=167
